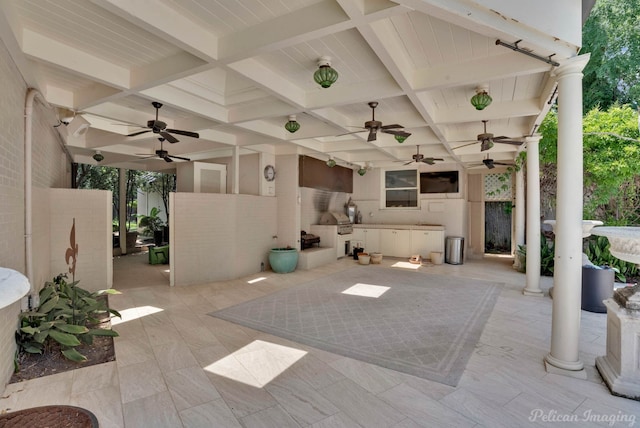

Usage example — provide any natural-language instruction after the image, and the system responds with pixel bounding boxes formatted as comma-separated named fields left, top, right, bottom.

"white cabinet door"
left=395, top=229, right=412, bottom=257
left=411, top=230, right=445, bottom=258
left=379, top=229, right=395, bottom=256
left=364, top=229, right=380, bottom=253
left=351, top=229, right=365, bottom=248
left=380, top=229, right=411, bottom=257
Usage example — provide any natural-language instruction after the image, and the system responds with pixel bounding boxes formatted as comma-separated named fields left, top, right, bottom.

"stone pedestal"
left=595, top=284, right=640, bottom=401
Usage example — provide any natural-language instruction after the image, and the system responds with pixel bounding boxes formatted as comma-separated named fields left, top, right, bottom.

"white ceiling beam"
left=305, top=77, right=404, bottom=110
left=228, top=99, right=298, bottom=123
left=218, top=0, right=352, bottom=62
left=130, top=52, right=209, bottom=89
left=394, top=0, right=578, bottom=59
left=432, top=99, right=541, bottom=125
left=139, top=85, right=229, bottom=123
left=82, top=103, right=156, bottom=128
left=413, top=53, right=551, bottom=91
left=91, top=0, right=219, bottom=62
left=227, top=58, right=306, bottom=108
left=22, top=28, right=129, bottom=89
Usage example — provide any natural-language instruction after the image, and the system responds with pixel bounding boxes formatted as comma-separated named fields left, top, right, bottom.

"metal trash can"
left=445, top=236, right=464, bottom=265
left=581, top=265, right=614, bottom=313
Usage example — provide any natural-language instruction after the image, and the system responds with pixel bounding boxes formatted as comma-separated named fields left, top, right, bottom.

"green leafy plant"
left=516, top=236, right=555, bottom=276
left=16, top=274, right=121, bottom=363
left=584, top=235, right=638, bottom=282
left=138, top=206, right=164, bottom=236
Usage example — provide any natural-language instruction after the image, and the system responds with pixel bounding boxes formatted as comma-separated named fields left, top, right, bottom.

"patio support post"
left=513, top=164, right=525, bottom=269
left=522, top=135, right=543, bottom=296
left=232, top=146, right=240, bottom=194
left=545, top=54, right=590, bottom=378
left=119, top=168, right=127, bottom=255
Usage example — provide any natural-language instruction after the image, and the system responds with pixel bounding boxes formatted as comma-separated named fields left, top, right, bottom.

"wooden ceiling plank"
left=92, top=0, right=219, bottom=61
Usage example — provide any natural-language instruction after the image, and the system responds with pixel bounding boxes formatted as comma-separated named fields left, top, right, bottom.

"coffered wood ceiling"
left=0, top=0, right=587, bottom=171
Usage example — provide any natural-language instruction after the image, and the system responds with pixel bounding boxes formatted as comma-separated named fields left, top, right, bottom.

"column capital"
left=552, top=54, right=591, bottom=79
left=524, top=134, right=542, bottom=145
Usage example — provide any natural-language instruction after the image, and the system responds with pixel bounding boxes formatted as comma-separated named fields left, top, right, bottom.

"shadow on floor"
left=112, top=250, right=170, bottom=290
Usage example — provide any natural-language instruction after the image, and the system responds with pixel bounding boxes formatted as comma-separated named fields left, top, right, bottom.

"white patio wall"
left=170, top=193, right=277, bottom=286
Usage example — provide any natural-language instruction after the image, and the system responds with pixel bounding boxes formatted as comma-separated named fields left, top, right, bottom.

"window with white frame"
left=384, top=169, right=418, bottom=208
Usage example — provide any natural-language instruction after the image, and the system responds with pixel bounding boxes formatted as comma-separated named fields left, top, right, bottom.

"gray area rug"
left=210, top=265, right=502, bottom=386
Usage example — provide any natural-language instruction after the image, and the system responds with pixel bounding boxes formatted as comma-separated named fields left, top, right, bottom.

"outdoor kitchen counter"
left=353, top=224, right=445, bottom=231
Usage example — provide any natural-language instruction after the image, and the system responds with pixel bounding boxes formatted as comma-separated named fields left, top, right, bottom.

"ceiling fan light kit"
left=127, top=102, right=200, bottom=143
left=313, top=56, right=338, bottom=88
left=470, top=86, right=492, bottom=110
left=284, top=115, right=300, bottom=133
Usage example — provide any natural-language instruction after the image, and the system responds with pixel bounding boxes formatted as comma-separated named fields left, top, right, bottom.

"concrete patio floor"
left=1, top=254, right=637, bottom=427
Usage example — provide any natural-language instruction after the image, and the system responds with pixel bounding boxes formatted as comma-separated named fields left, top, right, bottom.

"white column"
left=231, top=146, right=240, bottom=194
left=545, top=54, right=591, bottom=378
left=523, top=135, right=543, bottom=296
left=513, top=164, right=525, bottom=268
left=119, top=168, right=127, bottom=255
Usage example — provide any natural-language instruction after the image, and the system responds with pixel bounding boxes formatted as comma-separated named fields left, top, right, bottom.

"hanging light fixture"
left=470, top=85, right=492, bottom=110
left=284, top=115, right=300, bottom=133
left=394, top=134, right=408, bottom=143
left=313, top=56, right=338, bottom=88
left=92, top=151, right=104, bottom=162
left=326, top=156, right=336, bottom=168
left=357, top=162, right=371, bottom=176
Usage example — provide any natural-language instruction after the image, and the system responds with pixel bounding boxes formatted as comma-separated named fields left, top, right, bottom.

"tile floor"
left=1, top=254, right=638, bottom=427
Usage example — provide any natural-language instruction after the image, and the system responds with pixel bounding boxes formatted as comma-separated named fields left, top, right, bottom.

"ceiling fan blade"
left=168, top=154, right=191, bottom=161
left=367, top=129, right=377, bottom=142
left=380, top=124, right=403, bottom=129
left=128, top=129, right=151, bottom=137
left=452, top=141, right=479, bottom=150
left=163, top=157, right=174, bottom=163
left=166, top=129, right=199, bottom=139
left=422, top=159, right=435, bottom=165
left=135, top=154, right=156, bottom=160
left=335, top=130, right=366, bottom=137
left=159, top=131, right=179, bottom=143
left=494, top=140, right=523, bottom=145
left=382, top=129, right=412, bottom=137
left=403, top=161, right=413, bottom=165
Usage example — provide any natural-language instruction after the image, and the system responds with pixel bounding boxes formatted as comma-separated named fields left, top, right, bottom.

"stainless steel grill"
left=319, top=212, right=353, bottom=235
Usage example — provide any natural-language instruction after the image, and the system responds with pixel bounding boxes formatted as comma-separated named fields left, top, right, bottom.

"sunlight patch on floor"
left=204, top=340, right=307, bottom=388
left=342, top=283, right=390, bottom=298
left=248, top=277, right=267, bottom=284
left=392, top=261, right=422, bottom=270
left=111, top=305, right=164, bottom=325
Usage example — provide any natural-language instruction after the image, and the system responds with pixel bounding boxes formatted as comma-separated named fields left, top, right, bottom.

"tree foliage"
left=581, top=0, right=640, bottom=111
left=539, top=104, right=640, bottom=224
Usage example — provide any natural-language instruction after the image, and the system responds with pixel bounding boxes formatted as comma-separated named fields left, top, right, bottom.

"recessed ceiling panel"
left=14, top=0, right=182, bottom=68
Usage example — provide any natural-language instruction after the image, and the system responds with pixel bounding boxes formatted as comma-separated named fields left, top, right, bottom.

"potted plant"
left=138, top=207, right=165, bottom=246
left=269, top=246, right=299, bottom=273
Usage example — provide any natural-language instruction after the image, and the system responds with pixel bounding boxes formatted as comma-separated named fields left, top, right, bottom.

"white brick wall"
left=0, top=38, right=27, bottom=272
left=172, top=192, right=277, bottom=285
left=0, top=37, right=74, bottom=393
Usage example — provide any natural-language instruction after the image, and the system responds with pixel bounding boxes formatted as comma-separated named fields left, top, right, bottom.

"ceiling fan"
left=401, top=145, right=444, bottom=165
left=339, top=101, right=411, bottom=142
left=471, top=155, right=514, bottom=169
left=453, top=120, right=522, bottom=152
left=127, top=102, right=200, bottom=143
left=136, top=138, right=191, bottom=163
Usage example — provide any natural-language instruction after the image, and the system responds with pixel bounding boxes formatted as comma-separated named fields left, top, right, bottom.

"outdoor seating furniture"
left=149, top=245, right=169, bottom=265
